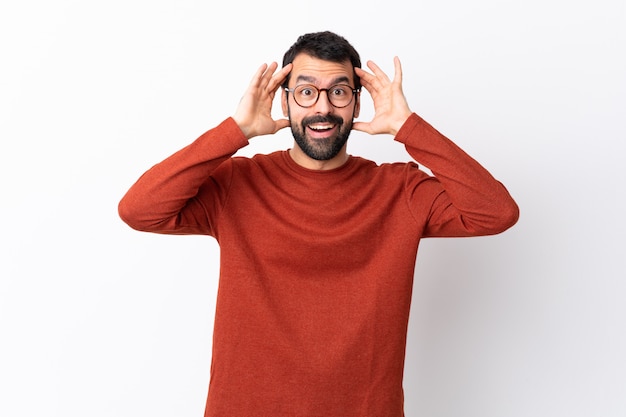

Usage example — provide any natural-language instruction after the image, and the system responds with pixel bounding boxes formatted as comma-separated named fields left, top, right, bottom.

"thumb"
left=352, top=121, right=373, bottom=135
left=273, top=118, right=291, bottom=133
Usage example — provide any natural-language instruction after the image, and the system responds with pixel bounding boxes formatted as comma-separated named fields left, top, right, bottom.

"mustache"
left=302, top=114, right=343, bottom=127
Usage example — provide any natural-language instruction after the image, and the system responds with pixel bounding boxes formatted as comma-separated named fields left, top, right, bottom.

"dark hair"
left=281, top=31, right=361, bottom=90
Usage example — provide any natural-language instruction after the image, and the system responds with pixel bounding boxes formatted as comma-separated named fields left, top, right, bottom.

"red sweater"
left=119, top=114, right=518, bottom=417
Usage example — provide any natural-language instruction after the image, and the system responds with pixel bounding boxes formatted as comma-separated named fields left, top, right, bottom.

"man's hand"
left=353, top=57, right=413, bottom=137
left=233, top=62, right=293, bottom=139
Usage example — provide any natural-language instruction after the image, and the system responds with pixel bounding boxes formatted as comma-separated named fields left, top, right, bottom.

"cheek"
left=285, top=105, right=306, bottom=125
left=340, top=108, right=356, bottom=124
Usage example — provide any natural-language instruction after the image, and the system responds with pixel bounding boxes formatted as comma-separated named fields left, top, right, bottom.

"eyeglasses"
left=284, top=84, right=359, bottom=108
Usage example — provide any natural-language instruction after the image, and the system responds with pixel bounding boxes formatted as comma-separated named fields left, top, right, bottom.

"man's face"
left=282, top=54, right=360, bottom=162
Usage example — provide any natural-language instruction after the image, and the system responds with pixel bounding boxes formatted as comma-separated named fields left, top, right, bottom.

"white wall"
left=1, top=1, right=624, bottom=416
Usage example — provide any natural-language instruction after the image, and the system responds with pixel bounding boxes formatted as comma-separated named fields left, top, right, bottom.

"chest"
left=217, top=169, right=421, bottom=273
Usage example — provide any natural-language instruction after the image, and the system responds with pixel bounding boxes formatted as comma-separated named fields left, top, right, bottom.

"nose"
left=313, top=90, right=333, bottom=113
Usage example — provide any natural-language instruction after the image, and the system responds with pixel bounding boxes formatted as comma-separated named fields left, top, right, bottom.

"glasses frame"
left=284, top=84, right=360, bottom=108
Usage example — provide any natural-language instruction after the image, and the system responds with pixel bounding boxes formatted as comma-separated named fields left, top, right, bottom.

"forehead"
left=290, top=53, right=354, bottom=86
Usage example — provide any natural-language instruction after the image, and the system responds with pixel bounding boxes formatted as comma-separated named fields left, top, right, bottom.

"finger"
left=273, top=118, right=291, bottom=132
left=351, top=121, right=374, bottom=135
left=259, top=62, right=279, bottom=87
left=267, top=63, right=292, bottom=92
left=355, top=67, right=376, bottom=91
left=355, top=67, right=373, bottom=83
left=366, top=60, right=391, bottom=83
left=247, top=63, right=270, bottom=89
left=277, top=62, right=293, bottom=80
left=393, top=56, right=403, bottom=84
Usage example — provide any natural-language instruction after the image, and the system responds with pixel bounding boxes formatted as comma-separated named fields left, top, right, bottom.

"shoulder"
left=225, top=151, right=288, bottom=182
left=342, top=157, right=432, bottom=195
left=230, top=150, right=284, bottom=169
left=351, top=156, right=424, bottom=176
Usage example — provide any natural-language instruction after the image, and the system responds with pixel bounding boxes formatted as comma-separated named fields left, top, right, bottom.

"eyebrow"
left=295, top=74, right=352, bottom=85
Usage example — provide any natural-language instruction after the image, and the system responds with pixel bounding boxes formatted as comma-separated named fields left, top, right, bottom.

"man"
left=119, top=31, right=518, bottom=417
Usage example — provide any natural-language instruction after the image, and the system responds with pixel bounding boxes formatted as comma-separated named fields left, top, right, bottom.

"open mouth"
left=307, top=123, right=337, bottom=137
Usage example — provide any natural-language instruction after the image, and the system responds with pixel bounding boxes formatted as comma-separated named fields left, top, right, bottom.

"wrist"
left=232, top=116, right=254, bottom=139
left=391, top=111, right=413, bottom=136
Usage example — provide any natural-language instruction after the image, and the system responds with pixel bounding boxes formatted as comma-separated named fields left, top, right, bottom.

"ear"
left=281, top=89, right=289, bottom=117
left=353, top=91, right=361, bottom=118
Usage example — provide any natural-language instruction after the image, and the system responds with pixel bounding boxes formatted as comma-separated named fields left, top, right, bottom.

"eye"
left=330, top=86, right=349, bottom=97
left=296, top=85, right=317, bottom=97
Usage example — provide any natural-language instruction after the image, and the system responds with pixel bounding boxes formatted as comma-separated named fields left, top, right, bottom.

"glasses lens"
left=293, top=85, right=318, bottom=107
left=328, top=85, right=353, bottom=107
left=292, top=84, right=355, bottom=108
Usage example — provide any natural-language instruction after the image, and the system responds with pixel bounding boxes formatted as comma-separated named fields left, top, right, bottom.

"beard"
left=289, top=111, right=354, bottom=161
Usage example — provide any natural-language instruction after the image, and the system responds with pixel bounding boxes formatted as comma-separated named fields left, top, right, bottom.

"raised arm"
left=397, top=114, right=519, bottom=237
left=118, top=62, right=292, bottom=234
left=117, top=118, right=249, bottom=234
left=354, top=57, right=518, bottom=237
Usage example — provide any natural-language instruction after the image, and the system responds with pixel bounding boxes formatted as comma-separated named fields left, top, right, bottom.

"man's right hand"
left=233, top=62, right=293, bottom=139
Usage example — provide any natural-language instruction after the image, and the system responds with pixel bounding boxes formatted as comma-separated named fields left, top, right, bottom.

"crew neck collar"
left=281, top=150, right=356, bottom=177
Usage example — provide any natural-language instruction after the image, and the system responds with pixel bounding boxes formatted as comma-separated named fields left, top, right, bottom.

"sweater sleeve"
left=395, top=113, right=519, bottom=237
left=118, top=117, right=249, bottom=235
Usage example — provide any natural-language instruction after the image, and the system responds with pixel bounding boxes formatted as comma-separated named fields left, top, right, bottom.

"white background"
left=1, top=0, right=624, bottom=416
